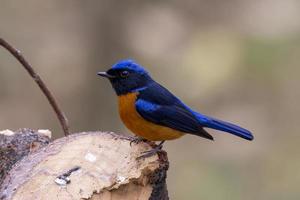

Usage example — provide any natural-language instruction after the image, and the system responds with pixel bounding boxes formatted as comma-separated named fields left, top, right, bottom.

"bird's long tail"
left=193, top=112, right=254, bottom=141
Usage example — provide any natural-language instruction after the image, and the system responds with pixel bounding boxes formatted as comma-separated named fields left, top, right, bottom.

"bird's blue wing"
left=135, top=83, right=214, bottom=140
left=136, top=99, right=200, bottom=133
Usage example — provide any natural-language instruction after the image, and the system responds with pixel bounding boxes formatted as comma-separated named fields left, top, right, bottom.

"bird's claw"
left=130, top=137, right=148, bottom=146
left=137, top=148, right=163, bottom=160
left=136, top=141, right=164, bottom=160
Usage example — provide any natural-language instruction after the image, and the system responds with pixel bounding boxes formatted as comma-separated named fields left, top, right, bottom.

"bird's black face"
left=98, top=60, right=153, bottom=95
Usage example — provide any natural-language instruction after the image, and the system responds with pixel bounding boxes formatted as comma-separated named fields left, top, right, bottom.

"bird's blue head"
left=97, top=59, right=153, bottom=95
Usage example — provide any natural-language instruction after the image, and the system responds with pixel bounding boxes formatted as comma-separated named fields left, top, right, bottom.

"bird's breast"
left=118, top=92, right=184, bottom=141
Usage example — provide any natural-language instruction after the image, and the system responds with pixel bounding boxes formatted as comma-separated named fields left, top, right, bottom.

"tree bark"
left=0, top=129, right=51, bottom=186
left=0, top=130, right=169, bottom=200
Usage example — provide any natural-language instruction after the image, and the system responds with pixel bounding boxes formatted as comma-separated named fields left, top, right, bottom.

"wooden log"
left=0, top=131, right=169, bottom=200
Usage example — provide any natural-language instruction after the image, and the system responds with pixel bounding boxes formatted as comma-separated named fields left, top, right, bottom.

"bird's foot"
left=130, top=136, right=148, bottom=146
left=137, top=146, right=162, bottom=159
left=137, top=141, right=165, bottom=159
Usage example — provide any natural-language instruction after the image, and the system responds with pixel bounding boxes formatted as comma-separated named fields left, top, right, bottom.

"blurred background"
left=0, top=0, right=299, bottom=199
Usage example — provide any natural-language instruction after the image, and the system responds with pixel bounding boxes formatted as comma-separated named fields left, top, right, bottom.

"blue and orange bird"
left=97, top=59, right=253, bottom=158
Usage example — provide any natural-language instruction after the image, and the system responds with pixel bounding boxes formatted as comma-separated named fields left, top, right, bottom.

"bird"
left=97, top=59, right=253, bottom=158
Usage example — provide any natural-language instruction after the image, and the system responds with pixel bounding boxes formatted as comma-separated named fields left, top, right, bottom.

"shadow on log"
left=0, top=130, right=169, bottom=200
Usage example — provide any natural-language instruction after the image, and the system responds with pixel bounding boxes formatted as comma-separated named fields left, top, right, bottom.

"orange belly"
left=118, top=92, right=184, bottom=141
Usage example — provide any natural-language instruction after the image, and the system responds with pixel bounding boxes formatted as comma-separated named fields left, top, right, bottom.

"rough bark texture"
left=0, top=131, right=169, bottom=200
left=0, top=129, right=51, bottom=186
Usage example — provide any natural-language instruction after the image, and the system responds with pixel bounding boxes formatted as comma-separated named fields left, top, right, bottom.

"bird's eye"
left=120, top=70, right=130, bottom=78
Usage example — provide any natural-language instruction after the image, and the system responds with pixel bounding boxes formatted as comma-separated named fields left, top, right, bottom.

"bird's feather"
left=192, top=111, right=253, bottom=140
left=136, top=83, right=214, bottom=140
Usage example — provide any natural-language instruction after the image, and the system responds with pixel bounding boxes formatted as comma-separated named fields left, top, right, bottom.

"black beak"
left=97, top=72, right=115, bottom=78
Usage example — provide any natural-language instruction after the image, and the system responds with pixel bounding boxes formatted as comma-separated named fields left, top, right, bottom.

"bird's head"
left=97, top=59, right=153, bottom=95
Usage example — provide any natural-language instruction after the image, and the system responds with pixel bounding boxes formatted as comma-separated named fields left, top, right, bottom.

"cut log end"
left=0, top=131, right=169, bottom=200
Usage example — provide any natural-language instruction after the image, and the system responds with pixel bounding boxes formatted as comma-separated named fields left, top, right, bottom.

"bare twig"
left=0, top=38, right=70, bottom=136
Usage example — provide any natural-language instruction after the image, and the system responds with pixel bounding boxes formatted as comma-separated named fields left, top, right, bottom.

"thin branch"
left=0, top=38, right=70, bottom=136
